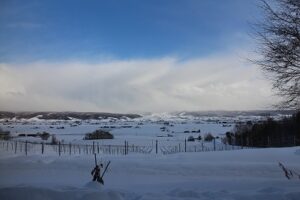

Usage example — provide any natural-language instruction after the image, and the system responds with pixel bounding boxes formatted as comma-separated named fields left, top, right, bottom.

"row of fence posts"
left=1, top=140, right=149, bottom=156
left=2, top=140, right=25, bottom=155
left=4, top=140, right=150, bottom=155
left=13, top=140, right=28, bottom=155
left=158, top=138, right=244, bottom=155
left=155, top=138, right=216, bottom=154
left=2, top=138, right=243, bottom=156
left=57, top=141, right=131, bottom=156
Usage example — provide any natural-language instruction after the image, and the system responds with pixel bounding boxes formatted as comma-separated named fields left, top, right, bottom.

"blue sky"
left=0, top=0, right=260, bottom=62
left=0, top=0, right=278, bottom=112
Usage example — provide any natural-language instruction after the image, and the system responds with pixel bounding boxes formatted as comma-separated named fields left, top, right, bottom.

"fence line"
left=0, top=138, right=252, bottom=156
left=159, top=139, right=247, bottom=155
left=0, top=140, right=153, bottom=156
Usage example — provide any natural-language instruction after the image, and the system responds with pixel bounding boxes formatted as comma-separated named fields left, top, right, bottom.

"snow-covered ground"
left=0, top=111, right=285, bottom=145
left=0, top=113, right=299, bottom=199
left=0, top=146, right=299, bottom=200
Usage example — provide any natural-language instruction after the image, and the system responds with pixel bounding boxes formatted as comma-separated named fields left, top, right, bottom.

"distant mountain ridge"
left=0, top=110, right=295, bottom=121
left=0, top=111, right=141, bottom=120
left=177, top=110, right=296, bottom=117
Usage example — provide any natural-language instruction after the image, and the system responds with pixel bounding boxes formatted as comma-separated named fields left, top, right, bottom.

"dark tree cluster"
left=226, top=111, right=300, bottom=147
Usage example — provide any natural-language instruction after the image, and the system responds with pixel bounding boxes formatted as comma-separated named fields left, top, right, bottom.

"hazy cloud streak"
left=0, top=54, right=277, bottom=112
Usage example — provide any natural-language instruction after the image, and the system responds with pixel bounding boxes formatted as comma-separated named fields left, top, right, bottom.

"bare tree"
left=253, top=0, right=300, bottom=109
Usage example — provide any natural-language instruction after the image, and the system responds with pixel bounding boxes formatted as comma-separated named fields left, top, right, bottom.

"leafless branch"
left=252, top=0, right=300, bottom=110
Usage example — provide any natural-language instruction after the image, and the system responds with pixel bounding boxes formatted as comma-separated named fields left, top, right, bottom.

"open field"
left=0, top=112, right=299, bottom=200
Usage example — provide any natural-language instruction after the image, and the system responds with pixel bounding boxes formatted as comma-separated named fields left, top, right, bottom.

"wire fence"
left=0, top=140, right=153, bottom=156
left=0, top=138, right=249, bottom=156
left=159, top=139, right=247, bottom=155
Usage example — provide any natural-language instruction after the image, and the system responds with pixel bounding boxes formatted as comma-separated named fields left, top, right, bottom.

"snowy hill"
left=0, top=111, right=141, bottom=120
left=0, top=110, right=294, bottom=121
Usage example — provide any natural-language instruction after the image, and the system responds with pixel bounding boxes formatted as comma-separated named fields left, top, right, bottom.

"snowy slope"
left=0, top=147, right=299, bottom=200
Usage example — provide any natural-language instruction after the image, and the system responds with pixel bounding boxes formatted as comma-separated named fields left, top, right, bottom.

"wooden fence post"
left=42, top=142, right=44, bottom=154
left=69, top=143, right=72, bottom=155
left=124, top=140, right=127, bottom=155
left=156, top=140, right=158, bottom=154
left=92, top=142, right=95, bottom=154
left=14, top=141, right=17, bottom=154
left=59, top=142, right=61, bottom=156
left=25, top=141, right=28, bottom=156
left=213, top=138, right=216, bottom=151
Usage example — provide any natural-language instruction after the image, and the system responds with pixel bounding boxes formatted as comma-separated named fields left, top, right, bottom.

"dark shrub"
left=51, top=134, right=59, bottom=145
left=187, top=136, right=195, bottom=142
left=224, top=132, right=234, bottom=144
left=84, top=130, right=114, bottom=140
left=38, top=132, right=50, bottom=140
left=196, top=135, right=202, bottom=140
left=0, top=128, right=11, bottom=140
left=204, top=133, right=214, bottom=142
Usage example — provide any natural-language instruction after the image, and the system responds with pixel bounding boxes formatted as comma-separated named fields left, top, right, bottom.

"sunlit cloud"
left=0, top=53, right=278, bottom=113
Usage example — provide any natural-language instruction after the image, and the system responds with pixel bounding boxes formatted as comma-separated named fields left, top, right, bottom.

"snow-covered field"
left=0, top=111, right=285, bottom=145
left=0, top=112, right=299, bottom=200
left=0, top=147, right=299, bottom=200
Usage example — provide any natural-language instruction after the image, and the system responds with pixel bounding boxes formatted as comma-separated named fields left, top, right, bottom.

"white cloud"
left=0, top=54, right=278, bottom=113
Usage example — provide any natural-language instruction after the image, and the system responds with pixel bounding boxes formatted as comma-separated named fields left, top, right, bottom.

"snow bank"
left=0, top=186, right=125, bottom=200
left=1, top=183, right=299, bottom=200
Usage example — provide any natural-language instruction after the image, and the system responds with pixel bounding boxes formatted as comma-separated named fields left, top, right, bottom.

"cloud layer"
left=0, top=54, right=277, bottom=113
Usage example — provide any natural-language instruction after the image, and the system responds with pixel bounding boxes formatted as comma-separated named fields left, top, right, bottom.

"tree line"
left=225, top=111, right=300, bottom=147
